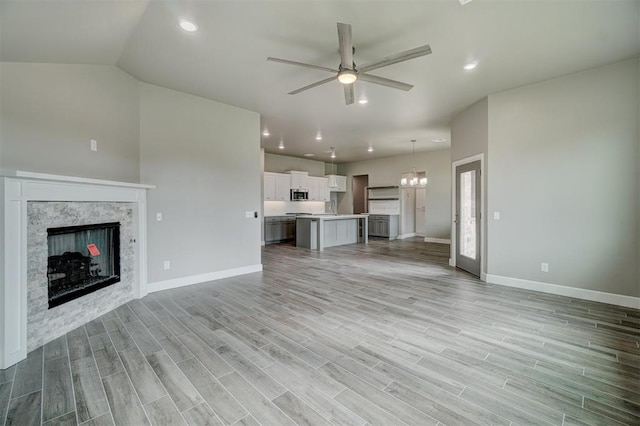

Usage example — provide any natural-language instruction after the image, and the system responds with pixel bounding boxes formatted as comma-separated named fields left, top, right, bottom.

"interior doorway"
left=352, top=175, right=368, bottom=214
left=455, top=160, right=481, bottom=277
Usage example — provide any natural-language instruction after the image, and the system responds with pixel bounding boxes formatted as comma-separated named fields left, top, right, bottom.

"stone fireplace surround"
left=1, top=171, right=153, bottom=368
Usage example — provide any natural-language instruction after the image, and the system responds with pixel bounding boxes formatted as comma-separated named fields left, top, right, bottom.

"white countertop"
left=297, top=214, right=368, bottom=220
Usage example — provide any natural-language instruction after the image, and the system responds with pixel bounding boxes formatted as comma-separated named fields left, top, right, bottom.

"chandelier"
left=400, top=140, right=427, bottom=188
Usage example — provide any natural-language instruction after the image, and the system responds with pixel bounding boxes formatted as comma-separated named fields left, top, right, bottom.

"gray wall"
left=450, top=97, right=489, bottom=271
left=264, top=152, right=326, bottom=176
left=451, top=98, right=488, bottom=163
left=139, top=82, right=261, bottom=283
left=487, top=59, right=639, bottom=297
left=339, top=149, right=451, bottom=240
left=0, top=62, right=140, bottom=182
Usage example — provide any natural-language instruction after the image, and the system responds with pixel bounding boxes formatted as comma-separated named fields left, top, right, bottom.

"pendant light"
left=400, top=140, right=427, bottom=188
left=328, top=147, right=338, bottom=188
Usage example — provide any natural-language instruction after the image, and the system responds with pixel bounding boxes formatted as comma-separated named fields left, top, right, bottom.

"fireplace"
left=47, top=222, right=121, bottom=308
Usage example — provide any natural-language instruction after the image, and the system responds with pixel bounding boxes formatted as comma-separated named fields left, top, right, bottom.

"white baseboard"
left=480, top=272, right=487, bottom=282
left=397, top=233, right=417, bottom=240
left=424, top=237, right=451, bottom=244
left=449, top=258, right=454, bottom=267
left=147, top=264, right=263, bottom=293
left=485, top=274, right=640, bottom=309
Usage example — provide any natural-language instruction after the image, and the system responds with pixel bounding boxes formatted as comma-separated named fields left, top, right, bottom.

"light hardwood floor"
left=1, top=238, right=639, bottom=425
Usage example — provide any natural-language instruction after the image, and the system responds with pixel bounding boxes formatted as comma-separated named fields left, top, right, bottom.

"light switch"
left=156, top=212, right=163, bottom=221
left=245, top=211, right=253, bottom=218
left=90, top=139, right=97, bottom=151
left=493, top=211, right=500, bottom=220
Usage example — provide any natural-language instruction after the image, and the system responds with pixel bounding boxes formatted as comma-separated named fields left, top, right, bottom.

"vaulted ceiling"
left=1, top=0, right=638, bottom=162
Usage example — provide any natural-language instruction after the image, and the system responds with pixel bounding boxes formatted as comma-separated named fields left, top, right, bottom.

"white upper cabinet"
left=264, top=172, right=290, bottom=201
left=307, top=176, right=329, bottom=201
left=288, top=171, right=309, bottom=190
left=326, top=175, right=347, bottom=192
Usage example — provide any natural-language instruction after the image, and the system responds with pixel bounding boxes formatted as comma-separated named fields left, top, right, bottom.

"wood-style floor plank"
left=42, top=355, right=74, bottom=422
left=101, top=372, right=149, bottom=426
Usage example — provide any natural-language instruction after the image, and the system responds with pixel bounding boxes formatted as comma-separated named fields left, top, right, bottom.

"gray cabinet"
left=265, top=217, right=296, bottom=244
left=367, top=214, right=399, bottom=239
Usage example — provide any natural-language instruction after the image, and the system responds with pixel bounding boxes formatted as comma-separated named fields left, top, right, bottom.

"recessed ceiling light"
left=458, top=0, right=473, bottom=5
left=367, top=146, right=373, bottom=152
left=303, top=153, right=315, bottom=157
left=330, top=147, right=336, bottom=159
left=262, top=130, right=270, bottom=137
left=315, top=134, right=322, bottom=141
left=179, top=20, right=198, bottom=32
left=278, top=141, right=284, bottom=150
left=358, top=99, right=368, bottom=105
left=463, top=62, right=478, bottom=71
left=432, top=138, right=447, bottom=143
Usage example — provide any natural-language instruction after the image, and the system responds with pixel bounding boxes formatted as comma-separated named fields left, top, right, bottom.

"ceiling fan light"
left=337, top=70, right=357, bottom=85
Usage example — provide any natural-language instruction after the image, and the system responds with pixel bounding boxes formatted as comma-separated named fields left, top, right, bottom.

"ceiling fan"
left=267, top=23, right=432, bottom=105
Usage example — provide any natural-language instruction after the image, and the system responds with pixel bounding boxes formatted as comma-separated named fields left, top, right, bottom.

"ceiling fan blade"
left=359, top=73, right=413, bottom=91
left=344, top=84, right=354, bottom=105
left=358, top=44, right=432, bottom=73
left=267, top=57, right=337, bottom=74
left=337, top=22, right=353, bottom=69
left=288, top=76, right=336, bottom=95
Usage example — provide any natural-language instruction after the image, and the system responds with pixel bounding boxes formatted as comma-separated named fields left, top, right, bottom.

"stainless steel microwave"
left=290, top=189, right=308, bottom=201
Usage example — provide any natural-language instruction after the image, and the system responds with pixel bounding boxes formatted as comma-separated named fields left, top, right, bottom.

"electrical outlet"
left=163, top=261, right=170, bottom=270
left=90, top=139, right=97, bottom=152
left=156, top=212, right=163, bottom=221
left=541, top=262, right=549, bottom=272
left=245, top=211, right=253, bottom=218
left=493, top=211, right=500, bottom=220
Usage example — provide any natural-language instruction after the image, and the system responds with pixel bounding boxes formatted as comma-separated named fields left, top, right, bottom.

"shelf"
left=367, top=186, right=399, bottom=190
left=369, top=197, right=399, bottom=201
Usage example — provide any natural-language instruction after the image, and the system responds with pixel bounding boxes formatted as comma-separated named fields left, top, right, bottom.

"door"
left=455, top=160, right=481, bottom=277
left=415, top=180, right=426, bottom=235
left=352, top=175, right=368, bottom=214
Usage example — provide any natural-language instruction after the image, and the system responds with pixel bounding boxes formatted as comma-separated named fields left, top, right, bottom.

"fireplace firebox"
left=47, top=222, right=120, bottom=308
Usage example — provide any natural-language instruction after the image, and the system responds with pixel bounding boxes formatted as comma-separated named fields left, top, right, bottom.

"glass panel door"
left=455, top=160, right=481, bottom=277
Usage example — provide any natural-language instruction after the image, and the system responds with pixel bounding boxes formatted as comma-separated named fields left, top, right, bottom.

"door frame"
left=450, top=153, right=485, bottom=280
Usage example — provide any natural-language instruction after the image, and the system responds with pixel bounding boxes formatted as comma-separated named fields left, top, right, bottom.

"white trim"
left=397, top=233, right=417, bottom=240
left=450, top=154, right=485, bottom=277
left=486, top=274, right=640, bottom=309
left=147, top=264, right=263, bottom=293
left=424, top=237, right=451, bottom=244
left=480, top=272, right=487, bottom=282
left=1, top=169, right=155, bottom=189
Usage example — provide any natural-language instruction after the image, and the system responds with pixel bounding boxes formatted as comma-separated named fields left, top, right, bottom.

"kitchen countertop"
left=297, top=214, right=368, bottom=220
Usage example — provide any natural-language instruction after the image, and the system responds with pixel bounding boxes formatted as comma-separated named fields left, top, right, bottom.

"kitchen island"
left=296, top=214, right=368, bottom=251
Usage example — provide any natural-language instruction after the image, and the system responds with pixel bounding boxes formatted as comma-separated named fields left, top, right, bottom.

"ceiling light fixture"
left=367, top=146, right=373, bottom=153
left=358, top=99, right=368, bottom=105
left=463, top=62, right=478, bottom=71
left=330, top=147, right=336, bottom=159
left=400, top=140, right=427, bottom=188
left=303, top=153, right=315, bottom=157
left=315, top=134, right=322, bottom=141
left=337, top=69, right=357, bottom=85
left=179, top=20, right=198, bottom=32
left=432, top=137, right=447, bottom=143
left=262, top=129, right=270, bottom=137
left=278, top=140, right=285, bottom=150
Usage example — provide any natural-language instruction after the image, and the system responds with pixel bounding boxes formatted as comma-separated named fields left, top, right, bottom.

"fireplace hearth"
left=47, top=222, right=121, bottom=308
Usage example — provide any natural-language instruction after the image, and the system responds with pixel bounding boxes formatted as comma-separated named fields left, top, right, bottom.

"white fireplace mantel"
left=1, top=171, right=154, bottom=368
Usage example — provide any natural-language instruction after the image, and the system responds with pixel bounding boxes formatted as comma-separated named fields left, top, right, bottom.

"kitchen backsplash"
left=264, top=201, right=327, bottom=216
